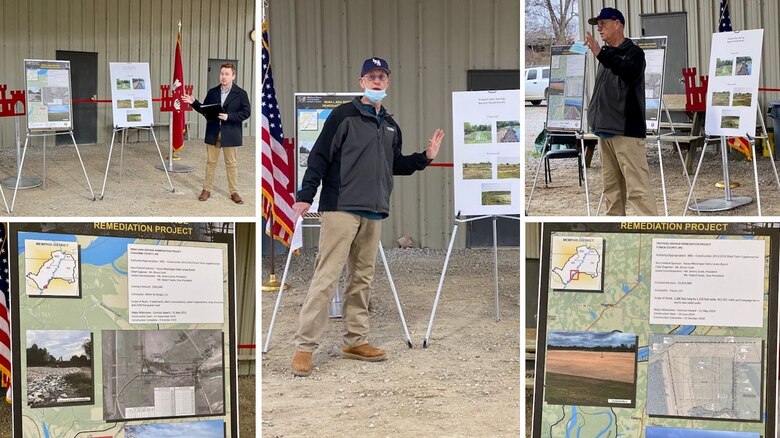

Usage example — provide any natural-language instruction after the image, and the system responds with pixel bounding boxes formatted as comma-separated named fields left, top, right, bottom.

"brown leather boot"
left=291, top=351, right=313, bottom=377
left=341, top=344, right=386, bottom=362
left=198, top=189, right=210, bottom=201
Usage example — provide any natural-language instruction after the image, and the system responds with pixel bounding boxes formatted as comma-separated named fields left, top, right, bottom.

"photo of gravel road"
left=26, top=329, right=93, bottom=408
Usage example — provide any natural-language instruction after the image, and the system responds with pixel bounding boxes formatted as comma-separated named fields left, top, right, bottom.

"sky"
left=547, top=330, right=636, bottom=349
left=125, top=420, right=224, bottom=438
left=26, top=329, right=91, bottom=360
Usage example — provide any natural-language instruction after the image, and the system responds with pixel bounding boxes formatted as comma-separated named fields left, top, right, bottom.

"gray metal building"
left=0, top=0, right=256, bottom=147
left=578, top=1, right=780, bottom=98
left=267, top=0, right=521, bottom=249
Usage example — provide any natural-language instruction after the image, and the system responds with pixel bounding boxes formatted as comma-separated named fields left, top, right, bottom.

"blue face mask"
left=363, top=88, right=387, bottom=104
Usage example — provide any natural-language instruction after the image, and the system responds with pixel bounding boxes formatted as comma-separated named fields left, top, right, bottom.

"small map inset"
left=24, top=240, right=80, bottom=297
left=298, top=110, right=319, bottom=131
left=550, top=235, right=604, bottom=292
left=647, top=334, right=763, bottom=421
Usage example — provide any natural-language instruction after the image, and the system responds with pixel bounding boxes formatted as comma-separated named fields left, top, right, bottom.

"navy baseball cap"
left=361, top=57, right=391, bottom=76
left=588, top=7, right=625, bottom=25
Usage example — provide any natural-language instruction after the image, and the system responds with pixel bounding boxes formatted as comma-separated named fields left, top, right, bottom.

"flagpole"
left=261, top=212, right=288, bottom=291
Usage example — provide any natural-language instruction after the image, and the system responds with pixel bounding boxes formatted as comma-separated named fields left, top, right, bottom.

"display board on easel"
left=109, top=62, right=154, bottom=128
left=24, top=59, right=73, bottom=131
left=452, top=90, right=521, bottom=216
left=532, top=222, right=778, bottom=438
left=546, top=46, right=586, bottom=132
left=705, top=29, right=764, bottom=136
left=294, top=92, right=360, bottom=207
left=634, top=36, right=668, bottom=131
left=9, top=223, right=239, bottom=437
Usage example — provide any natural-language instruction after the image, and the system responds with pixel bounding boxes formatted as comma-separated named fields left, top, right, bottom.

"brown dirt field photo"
left=546, top=350, right=635, bottom=383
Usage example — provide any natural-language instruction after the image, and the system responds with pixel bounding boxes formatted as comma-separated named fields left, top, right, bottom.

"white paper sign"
left=650, top=238, right=765, bottom=327
left=127, top=244, right=224, bottom=324
left=109, top=62, right=154, bottom=127
left=452, top=90, right=521, bottom=216
left=704, top=29, right=764, bottom=136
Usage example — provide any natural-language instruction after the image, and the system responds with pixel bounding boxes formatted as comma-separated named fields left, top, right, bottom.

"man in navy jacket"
left=183, top=63, right=251, bottom=204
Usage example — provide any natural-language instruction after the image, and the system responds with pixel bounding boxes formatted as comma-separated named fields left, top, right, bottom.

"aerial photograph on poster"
left=102, top=329, right=224, bottom=421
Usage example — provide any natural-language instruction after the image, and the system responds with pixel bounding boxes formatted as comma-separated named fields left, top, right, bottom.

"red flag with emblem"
left=171, top=27, right=186, bottom=152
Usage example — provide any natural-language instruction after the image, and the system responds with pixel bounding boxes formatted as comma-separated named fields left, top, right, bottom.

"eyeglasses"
left=363, top=73, right=388, bottom=81
left=596, top=20, right=617, bottom=30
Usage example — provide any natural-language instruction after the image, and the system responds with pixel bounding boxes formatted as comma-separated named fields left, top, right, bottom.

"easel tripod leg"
left=525, top=137, right=549, bottom=215
left=150, top=128, right=175, bottom=192
left=423, top=220, right=460, bottom=348
left=492, top=216, right=500, bottom=322
left=379, top=244, right=413, bottom=348
left=684, top=141, right=709, bottom=215
left=263, top=241, right=296, bottom=354
left=100, top=128, right=118, bottom=200
left=10, top=136, right=30, bottom=213
left=70, top=131, right=96, bottom=200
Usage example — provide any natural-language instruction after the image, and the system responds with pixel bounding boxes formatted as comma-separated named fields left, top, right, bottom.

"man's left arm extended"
left=392, top=127, right=445, bottom=175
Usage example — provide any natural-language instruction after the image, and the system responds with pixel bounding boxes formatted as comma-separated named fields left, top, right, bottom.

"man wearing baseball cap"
left=585, top=8, right=658, bottom=215
left=289, top=57, right=446, bottom=377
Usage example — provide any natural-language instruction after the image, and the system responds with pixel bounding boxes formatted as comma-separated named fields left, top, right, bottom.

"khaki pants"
left=599, top=136, right=658, bottom=216
left=295, top=212, right=381, bottom=352
left=203, top=135, right=238, bottom=194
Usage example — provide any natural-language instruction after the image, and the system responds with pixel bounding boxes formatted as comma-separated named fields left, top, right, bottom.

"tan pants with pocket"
left=599, top=135, right=658, bottom=216
left=294, top=211, right=381, bottom=352
left=203, top=134, right=238, bottom=194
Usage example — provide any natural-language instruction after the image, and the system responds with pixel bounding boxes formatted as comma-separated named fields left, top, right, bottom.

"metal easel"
left=100, top=125, right=175, bottom=199
left=263, top=214, right=414, bottom=352
left=596, top=98, right=699, bottom=215
left=10, top=129, right=95, bottom=213
left=1, top=104, right=42, bottom=190
left=525, top=129, right=591, bottom=215
left=422, top=212, right=520, bottom=348
left=683, top=104, right=780, bottom=215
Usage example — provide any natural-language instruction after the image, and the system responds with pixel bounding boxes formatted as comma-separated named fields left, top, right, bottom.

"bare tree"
left=525, top=0, right=578, bottom=45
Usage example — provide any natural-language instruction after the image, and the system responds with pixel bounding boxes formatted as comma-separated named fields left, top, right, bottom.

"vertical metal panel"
left=235, top=222, right=256, bottom=376
left=0, top=0, right=255, bottom=147
left=579, top=0, right=780, bottom=114
left=267, top=0, right=520, bottom=249
left=525, top=222, right=541, bottom=259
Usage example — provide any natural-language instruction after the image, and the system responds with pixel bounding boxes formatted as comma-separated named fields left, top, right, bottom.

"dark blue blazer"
left=191, top=83, right=251, bottom=147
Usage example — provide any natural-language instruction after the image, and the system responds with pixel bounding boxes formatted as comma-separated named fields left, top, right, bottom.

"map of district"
left=647, top=334, right=763, bottom=421
left=102, top=329, right=224, bottom=421
left=550, top=235, right=603, bottom=291
left=24, top=240, right=79, bottom=296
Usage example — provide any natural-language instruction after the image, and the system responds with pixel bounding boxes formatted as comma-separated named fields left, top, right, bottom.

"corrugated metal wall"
left=0, top=0, right=255, bottom=146
left=235, top=222, right=255, bottom=376
left=266, top=0, right=520, bottom=249
left=578, top=1, right=780, bottom=102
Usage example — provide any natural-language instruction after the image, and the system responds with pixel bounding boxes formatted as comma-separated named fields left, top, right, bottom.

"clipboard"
left=200, top=103, right=224, bottom=120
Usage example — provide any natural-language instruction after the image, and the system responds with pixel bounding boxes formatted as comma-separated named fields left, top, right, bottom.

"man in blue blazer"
left=183, top=63, right=251, bottom=204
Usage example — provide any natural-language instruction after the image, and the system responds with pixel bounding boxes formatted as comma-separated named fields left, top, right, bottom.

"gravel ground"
left=261, top=247, right=521, bottom=437
left=0, top=137, right=256, bottom=217
left=525, top=103, right=780, bottom=216
left=0, top=375, right=254, bottom=437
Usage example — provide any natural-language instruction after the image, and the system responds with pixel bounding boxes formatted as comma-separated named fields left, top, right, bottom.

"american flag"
left=260, top=19, right=296, bottom=246
left=719, top=0, right=732, bottom=32
left=0, top=223, right=11, bottom=402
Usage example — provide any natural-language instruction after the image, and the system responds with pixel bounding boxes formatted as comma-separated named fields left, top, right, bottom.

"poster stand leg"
left=119, top=127, right=126, bottom=179
left=684, top=136, right=753, bottom=213
left=578, top=135, right=591, bottom=215
left=524, top=133, right=550, bottom=215
left=656, top=136, right=669, bottom=216
left=42, top=134, right=46, bottom=190
left=378, top=245, right=413, bottom=348
left=149, top=127, right=175, bottom=192
left=423, top=213, right=518, bottom=348
left=1, top=115, right=42, bottom=190
left=0, top=183, right=8, bottom=214
left=755, top=104, right=780, bottom=191
left=263, top=220, right=414, bottom=352
left=99, top=127, right=121, bottom=199
left=69, top=130, right=96, bottom=201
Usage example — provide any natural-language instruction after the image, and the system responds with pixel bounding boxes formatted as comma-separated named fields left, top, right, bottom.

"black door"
left=56, top=51, right=97, bottom=144
left=465, top=70, right=521, bottom=247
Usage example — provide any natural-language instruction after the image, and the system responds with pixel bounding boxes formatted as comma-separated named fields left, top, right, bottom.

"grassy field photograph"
left=736, top=56, right=752, bottom=76
left=481, top=183, right=512, bottom=205
left=463, top=162, right=493, bottom=179
left=544, top=331, right=637, bottom=407
left=497, top=158, right=520, bottom=179
left=715, top=58, right=733, bottom=76
left=721, top=115, right=740, bottom=129
left=712, top=91, right=730, bottom=106
left=464, top=122, right=492, bottom=144
left=732, top=91, right=752, bottom=107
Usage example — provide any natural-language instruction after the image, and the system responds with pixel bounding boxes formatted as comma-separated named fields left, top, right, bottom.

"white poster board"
left=633, top=36, right=667, bottom=132
left=24, top=59, right=72, bottom=130
left=452, top=90, right=521, bottom=215
left=704, top=29, right=764, bottom=136
left=546, top=46, right=586, bottom=131
left=109, top=62, right=154, bottom=127
left=294, top=92, right=360, bottom=207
